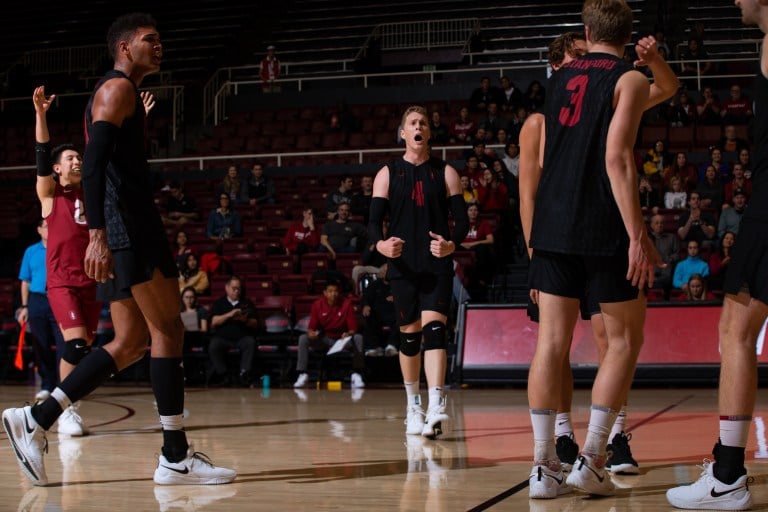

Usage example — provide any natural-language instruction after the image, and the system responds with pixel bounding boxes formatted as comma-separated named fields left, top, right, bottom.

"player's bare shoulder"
left=372, top=164, right=391, bottom=198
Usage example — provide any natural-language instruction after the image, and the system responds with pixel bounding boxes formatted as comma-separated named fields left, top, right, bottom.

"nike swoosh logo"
left=24, top=414, right=35, bottom=435
left=711, top=486, right=744, bottom=498
left=549, top=475, right=564, bottom=484
left=431, top=326, right=440, bottom=331
left=557, top=421, right=568, bottom=426
left=578, top=457, right=605, bottom=482
left=161, top=464, right=190, bottom=474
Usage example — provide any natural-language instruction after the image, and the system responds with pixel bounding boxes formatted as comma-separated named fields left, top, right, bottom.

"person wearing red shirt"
left=476, top=168, right=509, bottom=213
left=460, top=203, right=496, bottom=286
left=260, top=45, right=280, bottom=93
left=282, top=207, right=320, bottom=255
left=293, top=281, right=365, bottom=389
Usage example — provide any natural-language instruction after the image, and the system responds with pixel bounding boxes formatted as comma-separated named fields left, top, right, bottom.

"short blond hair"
left=400, top=105, right=428, bottom=129
left=582, top=0, right=633, bottom=46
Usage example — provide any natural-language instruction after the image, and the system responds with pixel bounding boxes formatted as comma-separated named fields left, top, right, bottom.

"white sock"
left=583, top=405, right=618, bottom=458
left=530, top=409, right=557, bottom=462
left=609, top=405, right=627, bottom=440
left=159, top=414, right=185, bottom=431
left=555, top=412, right=574, bottom=438
left=720, top=415, right=751, bottom=448
left=51, top=388, right=72, bottom=411
left=404, top=380, right=420, bottom=404
left=428, top=387, right=443, bottom=409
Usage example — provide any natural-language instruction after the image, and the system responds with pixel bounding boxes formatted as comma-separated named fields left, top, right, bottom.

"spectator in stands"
left=361, top=263, right=398, bottom=357
left=178, top=252, right=209, bottom=295
left=721, top=84, right=753, bottom=125
left=502, top=141, right=520, bottom=179
left=292, top=280, right=365, bottom=389
left=462, top=154, right=485, bottom=188
left=719, top=188, right=748, bottom=237
left=680, top=37, right=712, bottom=76
left=207, top=193, right=242, bottom=239
left=738, top=148, right=753, bottom=178
left=469, top=76, right=498, bottom=112
left=180, top=286, right=208, bottom=346
left=479, top=102, right=504, bottom=139
left=476, top=168, right=509, bottom=215
left=217, top=164, right=247, bottom=204
left=460, top=203, right=496, bottom=286
left=649, top=213, right=680, bottom=295
left=672, top=239, right=710, bottom=292
left=638, top=174, right=661, bottom=211
left=207, top=275, right=258, bottom=387
left=325, top=174, right=355, bottom=219
left=351, top=175, right=374, bottom=224
left=709, top=230, right=735, bottom=291
left=663, top=175, right=687, bottom=209
left=697, top=164, right=725, bottom=211
left=351, top=219, right=388, bottom=296
left=498, top=75, right=523, bottom=113
left=695, top=86, right=721, bottom=125
left=449, top=106, right=476, bottom=144
left=491, top=127, right=509, bottom=148
left=666, top=90, right=697, bottom=127
left=260, top=45, right=280, bottom=93
left=282, top=207, right=319, bottom=256
left=677, top=191, right=717, bottom=249
left=466, top=140, right=495, bottom=168
left=429, top=111, right=450, bottom=145
left=719, top=125, right=750, bottom=156
left=642, top=139, right=671, bottom=187
left=676, top=273, right=714, bottom=301
left=506, top=105, right=529, bottom=142
left=246, top=161, right=275, bottom=205
left=698, top=146, right=729, bottom=183
left=524, top=80, right=545, bottom=111
left=665, top=151, right=698, bottom=193
left=162, top=181, right=199, bottom=227
left=460, top=174, right=478, bottom=205
left=173, top=230, right=195, bottom=267
left=319, top=203, right=367, bottom=259
left=724, top=163, right=752, bottom=205
left=654, top=28, right=672, bottom=61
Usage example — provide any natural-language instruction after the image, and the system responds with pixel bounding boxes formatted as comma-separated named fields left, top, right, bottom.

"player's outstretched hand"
left=32, top=86, right=55, bottom=114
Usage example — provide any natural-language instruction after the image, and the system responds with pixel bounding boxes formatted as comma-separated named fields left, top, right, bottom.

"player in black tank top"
left=1, top=13, right=236, bottom=489
left=369, top=106, right=468, bottom=439
left=667, top=4, right=768, bottom=509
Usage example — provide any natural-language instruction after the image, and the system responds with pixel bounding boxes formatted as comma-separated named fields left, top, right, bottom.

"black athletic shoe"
left=555, top=434, right=579, bottom=472
left=606, top=431, right=639, bottom=474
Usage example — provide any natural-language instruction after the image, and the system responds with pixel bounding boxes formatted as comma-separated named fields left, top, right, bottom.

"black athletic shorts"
left=526, top=285, right=599, bottom=323
left=723, top=218, right=768, bottom=304
left=389, top=273, right=453, bottom=326
left=528, top=246, right=639, bottom=304
left=97, top=244, right=178, bottom=302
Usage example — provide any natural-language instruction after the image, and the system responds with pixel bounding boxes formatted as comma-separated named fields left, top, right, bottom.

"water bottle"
left=260, top=374, right=270, bottom=397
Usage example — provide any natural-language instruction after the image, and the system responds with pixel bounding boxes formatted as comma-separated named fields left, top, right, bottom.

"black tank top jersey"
left=531, top=53, right=635, bottom=256
left=386, top=157, right=454, bottom=278
left=746, top=70, right=768, bottom=222
left=84, top=70, right=165, bottom=251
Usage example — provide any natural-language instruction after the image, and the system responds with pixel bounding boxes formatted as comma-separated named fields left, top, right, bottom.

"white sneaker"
left=422, top=396, right=449, bottom=439
left=565, top=453, right=615, bottom=496
left=154, top=484, right=237, bottom=512
left=384, top=344, right=399, bottom=357
left=529, top=463, right=571, bottom=499
left=405, top=396, right=426, bottom=435
left=293, top=372, right=309, bottom=388
left=34, top=390, right=51, bottom=403
left=365, top=347, right=383, bottom=357
left=153, top=443, right=237, bottom=485
left=2, top=406, right=49, bottom=486
left=57, top=403, right=88, bottom=437
left=666, top=460, right=752, bottom=510
left=350, top=372, right=365, bottom=389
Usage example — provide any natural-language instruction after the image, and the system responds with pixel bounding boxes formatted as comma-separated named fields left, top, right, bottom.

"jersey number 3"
left=558, top=75, right=589, bottom=127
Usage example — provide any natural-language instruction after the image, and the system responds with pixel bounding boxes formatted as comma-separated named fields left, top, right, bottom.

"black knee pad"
left=62, top=338, right=91, bottom=365
left=399, top=331, right=422, bottom=357
left=422, top=321, right=446, bottom=351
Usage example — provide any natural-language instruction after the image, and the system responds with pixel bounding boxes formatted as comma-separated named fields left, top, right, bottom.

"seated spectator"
left=467, top=126, right=491, bottom=145
left=180, top=286, right=209, bottom=346
left=724, top=163, right=752, bottom=205
left=460, top=174, right=478, bottom=205
left=207, top=276, right=258, bottom=387
left=676, top=273, right=715, bottom=301
left=178, top=252, right=210, bottom=295
left=721, top=84, right=753, bottom=124
left=429, top=111, right=450, bottom=144
left=698, top=146, right=729, bottom=183
left=642, top=140, right=671, bottom=182
left=460, top=203, right=496, bottom=286
left=498, top=75, right=523, bottom=113
left=351, top=220, right=388, bottom=295
left=465, top=140, right=495, bottom=169
left=492, top=127, right=510, bottom=148
left=666, top=90, right=697, bottom=127
left=665, top=152, right=698, bottom=194
left=476, top=168, right=509, bottom=215
left=680, top=37, right=713, bottom=76
left=502, top=141, right=520, bottom=179
left=462, top=154, right=485, bottom=188
left=449, top=106, right=476, bottom=144
left=636, top=175, right=660, bottom=213
left=524, top=80, right=545, bottom=111
left=479, top=102, right=504, bottom=139
left=672, top=239, right=710, bottom=292
left=319, top=203, right=367, bottom=259
left=292, top=281, right=365, bottom=389
left=649, top=213, right=680, bottom=295
left=738, top=148, right=753, bottom=178
left=325, top=174, right=355, bottom=220
left=506, top=106, right=529, bottom=142
left=677, top=191, right=717, bottom=249
left=361, top=263, right=398, bottom=357
left=247, top=161, right=276, bottom=205
left=719, top=124, right=750, bottom=154
left=696, top=164, right=725, bottom=212
left=718, top=188, right=747, bottom=237
left=469, top=76, right=498, bottom=112
left=207, top=193, right=242, bottom=239
left=217, top=164, right=247, bottom=204
left=162, top=181, right=199, bottom=227
left=351, top=175, right=374, bottom=224
left=282, top=207, right=320, bottom=256
left=663, top=175, right=687, bottom=209
left=709, top=230, right=735, bottom=290
left=173, top=230, right=195, bottom=267
left=695, top=86, right=721, bottom=125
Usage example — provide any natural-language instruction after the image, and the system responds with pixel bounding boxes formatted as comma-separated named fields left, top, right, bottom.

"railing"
left=15, top=44, right=106, bottom=77
left=376, top=18, right=479, bottom=51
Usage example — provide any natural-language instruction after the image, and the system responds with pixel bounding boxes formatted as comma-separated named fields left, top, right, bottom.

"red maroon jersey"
left=46, top=182, right=94, bottom=288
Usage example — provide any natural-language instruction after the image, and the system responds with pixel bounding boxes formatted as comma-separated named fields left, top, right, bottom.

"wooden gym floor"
left=2, top=384, right=768, bottom=511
